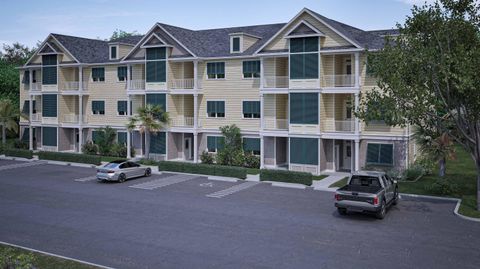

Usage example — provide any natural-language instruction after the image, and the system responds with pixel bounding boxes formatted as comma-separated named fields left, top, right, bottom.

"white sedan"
left=96, top=160, right=151, bottom=182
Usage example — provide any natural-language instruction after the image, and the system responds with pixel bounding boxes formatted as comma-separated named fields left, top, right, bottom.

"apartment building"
left=18, top=8, right=416, bottom=175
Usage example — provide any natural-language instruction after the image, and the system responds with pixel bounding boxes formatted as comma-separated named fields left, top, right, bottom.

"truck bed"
left=338, top=184, right=382, bottom=194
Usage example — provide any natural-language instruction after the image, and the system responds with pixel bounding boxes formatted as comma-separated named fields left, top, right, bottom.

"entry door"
left=343, top=141, right=352, bottom=170
left=184, top=137, right=192, bottom=160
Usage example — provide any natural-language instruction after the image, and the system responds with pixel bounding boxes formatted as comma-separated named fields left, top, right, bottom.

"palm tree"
left=414, top=127, right=456, bottom=177
left=0, top=99, right=19, bottom=145
left=127, top=104, right=169, bottom=159
left=96, top=126, right=117, bottom=156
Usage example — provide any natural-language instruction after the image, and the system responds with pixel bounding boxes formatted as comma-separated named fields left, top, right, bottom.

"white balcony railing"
left=171, top=116, right=194, bottom=127
left=63, top=81, right=80, bottom=91
left=264, top=117, right=288, bottom=130
left=169, top=78, right=195, bottom=90
left=129, top=80, right=145, bottom=90
left=31, top=113, right=41, bottom=122
left=63, top=114, right=79, bottom=123
left=263, top=76, right=289, bottom=89
left=30, top=83, right=42, bottom=91
left=322, top=75, right=355, bottom=88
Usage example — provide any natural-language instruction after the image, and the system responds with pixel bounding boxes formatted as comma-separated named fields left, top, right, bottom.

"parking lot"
left=0, top=159, right=479, bottom=269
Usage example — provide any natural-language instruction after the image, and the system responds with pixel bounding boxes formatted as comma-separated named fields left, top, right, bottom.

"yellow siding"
left=275, top=94, right=288, bottom=119
left=118, top=45, right=133, bottom=59
left=243, top=35, right=259, bottom=51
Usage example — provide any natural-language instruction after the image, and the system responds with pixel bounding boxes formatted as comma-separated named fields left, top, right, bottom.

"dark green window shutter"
left=117, top=132, right=127, bottom=145
left=23, top=71, right=30, bottom=84
left=42, top=94, right=57, bottom=117
left=111, top=46, right=117, bottom=59
left=92, top=101, right=105, bottom=114
left=22, top=101, right=30, bottom=114
left=232, top=37, right=240, bottom=52
left=150, top=132, right=166, bottom=154
left=92, top=67, right=105, bottom=81
left=146, top=94, right=166, bottom=111
left=304, top=53, right=319, bottom=79
left=42, top=127, right=57, bottom=146
left=117, top=66, right=127, bottom=80
left=290, top=138, right=318, bottom=165
left=243, top=138, right=260, bottom=152
left=117, top=101, right=127, bottom=114
left=146, top=47, right=166, bottom=60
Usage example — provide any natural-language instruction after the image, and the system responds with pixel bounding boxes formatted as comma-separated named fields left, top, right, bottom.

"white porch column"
left=127, top=64, right=131, bottom=90
left=260, top=135, right=265, bottom=169
left=260, top=93, right=265, bottom=130
left=78, top=128, right=83, bottom=153
left=193, top=61, right=198, bottom=90
left=193, top=93, right=198, bottom=129
left=354, top=139, right=360, bottom=171
left=79, top=66, right=83, bottom=91
left=193, top=133, right=198, bottom=163
left=127, top=94, right=132, bottom=159
left=29, top=69, right=33, bottom=91
left=354, top=93, right=360, bottom=134
left=28, top=94, right=33, bottom=150
left=260, top=57, right=264, bottom=89
left=354, top=52, right=360, bottom=88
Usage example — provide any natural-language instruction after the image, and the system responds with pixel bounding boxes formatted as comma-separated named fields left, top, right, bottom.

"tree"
left=414, top=128, right=456, bottom=177
left=109, top=29, right=138, bottom=41
left=0, top=99, right=19, bottom=145
left=356, top=0, right=480, bottom=210
left=0, top=43, right=35, bottom=65
left=126, top=105, right=169, bottom=159
left=216, top=124, right=244, bottom=166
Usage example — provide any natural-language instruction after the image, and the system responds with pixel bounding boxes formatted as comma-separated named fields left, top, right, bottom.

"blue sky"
left=0, top=0, right=434, bottom=49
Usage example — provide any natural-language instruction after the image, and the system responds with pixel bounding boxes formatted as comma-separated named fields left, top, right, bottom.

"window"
left=146, top=94, right=166, bottom=111
left=117, top=132, right=127, bottom=145
left=367, top=143, right=393, bottom=166
left=207, top=136, right=224, bottom=153
left=92, top=67, right=105, bottom=82
left=92, top=101, right=105, bottom=115
left=231, top=37, right=241, bottom=53
left=150, top=132, right=166, bottom=154
left=243, top=101, right=260, bottom=118
left=290, top=138, right=318, bottom=165
left=110, top=46, right=117, bottom=60
left=289, top=93, right=318, bottom=124
left=146, top=47, right=166, bottom=83
left=243, top=138, right=260, bottom=155
left=42, top=94, right=57, bottom=117
left=22, top=71, right=30, bottom=85
left=42, top=127, right=57, bottom=147
left=22, top=100, right=36, bottom=115
left=117, top=66, right=127, bottom=81
left=207, top=62, right=225, bottom=79
left=207, top=101, right=225, bottom=118
left=42, top=55, right=57, bottom=85
left=243, top=61, right=260, bottom=78
left=117, top=101, right=127, bottom=116
left=289, top=37, right=318, bottom=79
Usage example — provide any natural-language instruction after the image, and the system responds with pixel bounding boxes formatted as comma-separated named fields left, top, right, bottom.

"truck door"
left=382, top=175, right=393, bottom=202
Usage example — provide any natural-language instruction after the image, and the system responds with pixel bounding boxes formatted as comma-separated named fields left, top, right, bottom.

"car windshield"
left=103, top=163, right=120, bottom=169
left=349, top=175, right=381, bottom=187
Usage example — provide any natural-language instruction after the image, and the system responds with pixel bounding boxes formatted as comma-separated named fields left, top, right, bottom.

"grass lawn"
left=313, top=175, right=328, bottom=181
left=399, top=146, right=480, bottom=218
left=0, top=244, right=97, bottom=269
left=328, top=177, right=349, bottom=188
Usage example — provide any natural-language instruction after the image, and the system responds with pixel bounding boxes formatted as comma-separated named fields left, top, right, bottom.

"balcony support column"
left=28, top=94, right=33, bottom=150
left=79, top=66, right=83, bottom=91
left=260, top=93, right=265, bottom=130
left=260, top=58, right=264, bottom=89
left=127, top=94, right=132, bottom=159
left=193, top=133, right=198, bottom=163
left=260, top=135, right=265, bottom=169
left=193, top=61, right=198, bottom=90
left=354, top=139, right=360, bottom=171
left=79, top=95, right=83, bottom=125
left=29, top=68, right=33, bottom=91
left=78, top=128, right=83, bottom=153
left=127, top=64, right=131, bottom=90
left=193, top=93, right=198, bottom=130
left=354, top=93, right=360, bottom=135
left=354, top=52, right=360, bottom=88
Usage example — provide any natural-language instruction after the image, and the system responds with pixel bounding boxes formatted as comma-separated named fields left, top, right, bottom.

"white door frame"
left=184, top=137, right=192, bottom=160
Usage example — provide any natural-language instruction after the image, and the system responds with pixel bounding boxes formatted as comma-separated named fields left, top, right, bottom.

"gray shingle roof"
left=52, top=33, right=109, bottom=63
left=110, top=35, right=144, bottom=45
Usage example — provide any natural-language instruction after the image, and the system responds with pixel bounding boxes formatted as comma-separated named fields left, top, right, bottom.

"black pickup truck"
left=335, top=171, right=399, bottom=219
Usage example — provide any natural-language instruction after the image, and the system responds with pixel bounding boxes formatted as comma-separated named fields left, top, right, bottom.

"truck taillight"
left=335, top=194, right=340, bottom=201
left=373, top=196, right=379, bottom=205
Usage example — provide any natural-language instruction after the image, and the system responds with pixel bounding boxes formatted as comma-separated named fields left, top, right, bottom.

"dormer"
left=229, top=32, right=261, bottom=54
left=109, top=44, right=119, bottom=60
left=108, top=41, right=136, bottom=60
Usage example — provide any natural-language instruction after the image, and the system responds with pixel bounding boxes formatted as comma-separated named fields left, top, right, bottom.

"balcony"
left=323, top=119, right=355, bottom=132
left=169, top=78, right=194, bottom=90
left=30, top=83, right=42, bottom=93
left=263, top=76, right=289, bottom=89
left=63, top=114, right=79, bottom=123
left=322, top=75, right=355, bottom=88
left=171, top=116, right=194, bottom=128
left=31, top=113, right=42, bottom=122
left=129, top=80, right=145, bottom=91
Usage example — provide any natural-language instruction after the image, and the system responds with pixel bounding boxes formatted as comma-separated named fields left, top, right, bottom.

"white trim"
left=38, top=42, right=58, bottom=54
left=230, top=36, right=243, bottom=53
left=25, top=34, right=80, bottom=66
left=140, top=33, right=168, bottom=48
left=228, top=32, right=262, bottom=39
left=109, top=45, right=119, bottom=60
left=284, top=20, right=325, bottom=38
left=205, top=61, right=226, bottom=80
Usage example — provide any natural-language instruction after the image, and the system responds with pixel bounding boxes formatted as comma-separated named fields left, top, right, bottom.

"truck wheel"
left=392, top=189, right=399, bottom=205
left=376, top=200, right=386, bottom=219
left=337, top=208, right=347, bottom=215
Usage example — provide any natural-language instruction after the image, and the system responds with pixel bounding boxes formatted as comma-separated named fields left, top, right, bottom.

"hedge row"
left=158, top=161, right=247, bottom=179
left=259, top=169, right=314, bottom=186
left=38, top=151, right=102, bottom=165
left=3, top=148, right=34, bottom=159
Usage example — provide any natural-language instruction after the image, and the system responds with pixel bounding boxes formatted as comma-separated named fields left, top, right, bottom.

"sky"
left=0, top=0, right=436, bottom=49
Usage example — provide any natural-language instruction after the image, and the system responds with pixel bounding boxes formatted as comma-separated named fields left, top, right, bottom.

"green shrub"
left=159, top=161, right=184, bottom=172
left=0, top=246, right=35, bottom=269
left=110, top=143, right=127, bottom=157
left=216, top=149, right=245, bottom=167
left=4, top=148, right=33, bottom=159
left=414, top=156, right=435, bottom=175
left=38, top=151, right=101, bottom=165
left=138, top=159, right=159, bottom=166
left=260, top=169, right=313, bottom=186
left=82, top=141, right=98, bottom=155
left=186, top=163, right=214, bottom=175
left=213, top=164, right=246, bottom=179
left=158, top=161, right=247, bottom=179
left=402, top=165, right=425, bottom=181
left=13, top=139, right=28, bottom=149
left=244, top=153, right=260, bottom=168
left=200, top=151, right=214, bottom=164
left=425, top=178, right=459, bottom=196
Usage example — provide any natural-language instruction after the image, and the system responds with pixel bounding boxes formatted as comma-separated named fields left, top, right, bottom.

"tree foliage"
left=356, top=0, right=480, bottom=209
left=0, top=99, right=19, bottom=144
left=109, top=29, right=139, bottom=41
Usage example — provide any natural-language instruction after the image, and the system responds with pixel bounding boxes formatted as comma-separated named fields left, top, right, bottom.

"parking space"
left=0, top=160, right=479, bottom=269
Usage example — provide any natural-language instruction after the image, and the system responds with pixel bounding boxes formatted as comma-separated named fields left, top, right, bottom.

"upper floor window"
left=290, top=37, right=319, bottom=79
left=242, top=101, right=260, bottom=118
left=207, top=101, right=225, bottom=118
left=243, top=61, right=260, bottom=78
left=117, top=100, right=127, bottom=116
left=146, top=47, right=166, bottom=83
left=289, top=93, right=318, bottom=124
left=42, top=55, right=57, bottom=85
left=92, top=67, right=105, bottom=82
left=110, top=45, right=118, bottom=60
left=207, top=62, right=225, bottom=79
left=231, top=37, right=241, bottom=53
left=117, top=66, right=127, bottom=81
left=92, top=100, right=105, bottom=115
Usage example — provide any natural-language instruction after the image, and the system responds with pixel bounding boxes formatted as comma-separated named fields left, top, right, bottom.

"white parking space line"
left=206, top=181, right=260, bottom=198
left=0, top=161, right=48, bottom=171
left=74, top=176, right=98, bottom=182
left=129, top=174, right=197, bottom=190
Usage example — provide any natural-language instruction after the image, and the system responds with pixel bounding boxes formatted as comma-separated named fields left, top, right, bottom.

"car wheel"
left=118, top=173, right=126, bottom=183
left=145, top=168, right=151, bottom=177
left=337, top=208, right=347, bottom=215
left=392, top=189, right=399, bottom=205
left=376, top=200, right=386, bottom=219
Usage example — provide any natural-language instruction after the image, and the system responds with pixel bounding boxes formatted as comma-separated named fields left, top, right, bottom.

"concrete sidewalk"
left=312, top=172, right=350, bottom=191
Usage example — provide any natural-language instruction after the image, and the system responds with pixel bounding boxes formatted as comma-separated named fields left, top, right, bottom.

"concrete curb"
left=0, top=156, right=36, bottom=162
left=262, top=181, right=306, bottom=189
left=400, top=193, right=480, bottom=223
